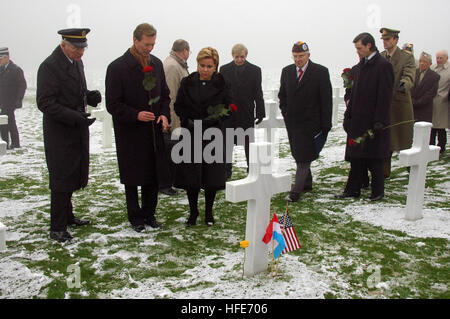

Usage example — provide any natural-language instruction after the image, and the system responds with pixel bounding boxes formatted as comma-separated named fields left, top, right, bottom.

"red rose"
left=349, top=138, right=356, bottom=147
left=143, top=66, right=154, bottom=73
left=230, top=104, right=238, bottom=112
left=343, top=68, right=351, bottom=74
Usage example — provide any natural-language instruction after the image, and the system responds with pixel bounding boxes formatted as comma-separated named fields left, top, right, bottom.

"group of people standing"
left=337, top=28, right=449, bottom=202
left=2, top=22, right=444, bottom=243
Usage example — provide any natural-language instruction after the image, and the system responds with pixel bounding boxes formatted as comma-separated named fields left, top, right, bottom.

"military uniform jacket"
left=278, top=60, right=332, bottom=163
left=37, top=46, right=96, bottom=192
left=381, top=47, right=416, bottom=151
left=0, top=61, right=27, bottom=111
left=219, top=60, right=265, bottom=130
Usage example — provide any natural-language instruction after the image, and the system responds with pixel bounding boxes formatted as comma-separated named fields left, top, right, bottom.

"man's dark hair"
left=353, top=32, right=377, bottom=52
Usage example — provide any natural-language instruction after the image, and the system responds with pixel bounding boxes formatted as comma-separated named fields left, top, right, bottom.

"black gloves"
left=255, top=117, right=263, bottom=125
left=397, top=82, right=406, bottom=93
left=75, top=111, right=96, bottom=126
left=373, top=122, right=384, bottom=132
left=87, top=90, right=102, bottom=107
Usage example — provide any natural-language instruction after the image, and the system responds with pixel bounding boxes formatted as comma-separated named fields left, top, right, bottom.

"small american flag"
left=279, top=211, right=301, bottom=254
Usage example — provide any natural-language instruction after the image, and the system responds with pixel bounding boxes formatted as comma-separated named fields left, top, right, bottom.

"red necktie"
left=297, top=69, right=304, bottom=85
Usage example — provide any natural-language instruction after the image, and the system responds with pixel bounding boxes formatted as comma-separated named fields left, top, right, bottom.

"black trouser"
left=159, top=131, right=177, bottom=189
left=430, top=128, right=447, bottom=153
left=345, top=159, right=384, bottom=196
left=0, top=108, right=20, bottom=148
left=226, top=134, right=250, bottom=176
left=291, top=162, right=312, bottom=193
left=50, top=191, right=75, bottom=231
left=125, top=183, right=158, bottom=226
left=186, top=187, right=217, bottom=219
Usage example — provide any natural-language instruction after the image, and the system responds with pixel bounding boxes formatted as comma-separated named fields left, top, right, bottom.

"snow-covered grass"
left=0, top=78, right=449, bottom=299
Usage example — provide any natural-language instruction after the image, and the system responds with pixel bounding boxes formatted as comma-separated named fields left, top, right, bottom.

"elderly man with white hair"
left=411, top=52, right=440, bottom=123
left=431, top=50, right=450, bottom=154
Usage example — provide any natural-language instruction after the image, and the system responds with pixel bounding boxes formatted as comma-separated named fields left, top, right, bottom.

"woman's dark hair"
left=353, top=32, right=377, bottom=52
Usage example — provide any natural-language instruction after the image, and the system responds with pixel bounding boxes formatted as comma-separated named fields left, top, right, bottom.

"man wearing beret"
left=106, top=23, right=170, bottom=232
left=279, top=41, right=332, bottom=202
left=380, top=28, right=416, bottom=177
left=0, top=47, right=27, bottom=150
left=37, top=28, right=102, bottom=242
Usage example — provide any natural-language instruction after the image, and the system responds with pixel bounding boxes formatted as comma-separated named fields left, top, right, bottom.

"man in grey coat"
left=431, top=50, right=450, bottom=154
left=161, top=39, right=190, bottom=195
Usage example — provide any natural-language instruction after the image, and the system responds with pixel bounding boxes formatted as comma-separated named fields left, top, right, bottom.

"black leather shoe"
left=69, top=217, right=91, bottom=226
left=285, top=192, right=300, bottom=202
left=160, top=187, right=178, bottom=196
left=144, top=216, right=163, bottom=229
left=205, top=216, right=215, bottom=227
left=335, top=192, right=360, bottom=199
left=186, top=211, right=199, bottom=226
left=50, top=231, right=73, bottom=243
left=369, top=193, right=384, bottom=202
left=132, top=224, right=146, bottom=233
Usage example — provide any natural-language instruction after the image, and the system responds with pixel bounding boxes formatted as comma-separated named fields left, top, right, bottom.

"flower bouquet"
left=341, top=68, right=354, bottom=89
left=206, top=103, right=238, bottom=121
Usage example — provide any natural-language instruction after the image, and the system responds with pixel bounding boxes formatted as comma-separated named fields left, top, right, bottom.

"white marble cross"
left=91, top=108, right=113, bottom=148
left=332, top=87, right=344, bottom=127
left=226, top=142, right=291, bottom=276
left=256, top=101, right=285, bottom=143
left=399, top=122, right=440, bottom=221
left=0, top=222, right=6, bottom=252
left=0, top=115, right=8, bottom=155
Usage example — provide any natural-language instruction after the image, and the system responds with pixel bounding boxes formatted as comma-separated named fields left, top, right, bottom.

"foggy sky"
left=2, top=0, right=449, bottom=79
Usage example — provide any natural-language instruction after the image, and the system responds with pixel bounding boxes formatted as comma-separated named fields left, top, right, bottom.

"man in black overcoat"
left=36, top=29, right=102, bottom=242
left=279, top=41, right=332, bottom=202
left=105, top=23, right=170, bottom=233
left=336, top=32, right=394, bottom=201
left=0, top=47, right=27, bottom=149
left=220, top=44, right=265, bottom=178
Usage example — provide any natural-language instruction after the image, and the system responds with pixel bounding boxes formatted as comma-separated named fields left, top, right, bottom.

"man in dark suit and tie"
left=411, top=52, right=440, bottom=123
left=279, top=41, right=332, bottom=202
left=220, top=44, right=265, bottom=179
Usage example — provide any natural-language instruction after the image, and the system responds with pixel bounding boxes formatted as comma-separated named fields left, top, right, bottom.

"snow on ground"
left=0, top=73, right=448, bottom=298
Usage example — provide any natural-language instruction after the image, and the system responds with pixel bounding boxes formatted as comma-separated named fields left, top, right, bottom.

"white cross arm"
left=399, top=147, right=440, bottom=167
left=0, top=115, right=8, bottom=125
left=226, top=178, right=257, bottom=203
left=0, top=222, right=6, bottom=252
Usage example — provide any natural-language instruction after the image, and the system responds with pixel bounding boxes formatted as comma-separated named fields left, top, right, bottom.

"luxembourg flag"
left=262, top=214, right=286, bottom=260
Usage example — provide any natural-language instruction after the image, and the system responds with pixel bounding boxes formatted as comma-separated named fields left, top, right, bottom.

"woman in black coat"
left=174, top=47, right=232, bottom=226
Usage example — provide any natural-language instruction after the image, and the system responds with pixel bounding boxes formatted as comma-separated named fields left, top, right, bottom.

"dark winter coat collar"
left=184, top=71, right=226, bottom=91
left=358, top=51, right=381, bottom=68
left=52, top=45, right=82, bottom=82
